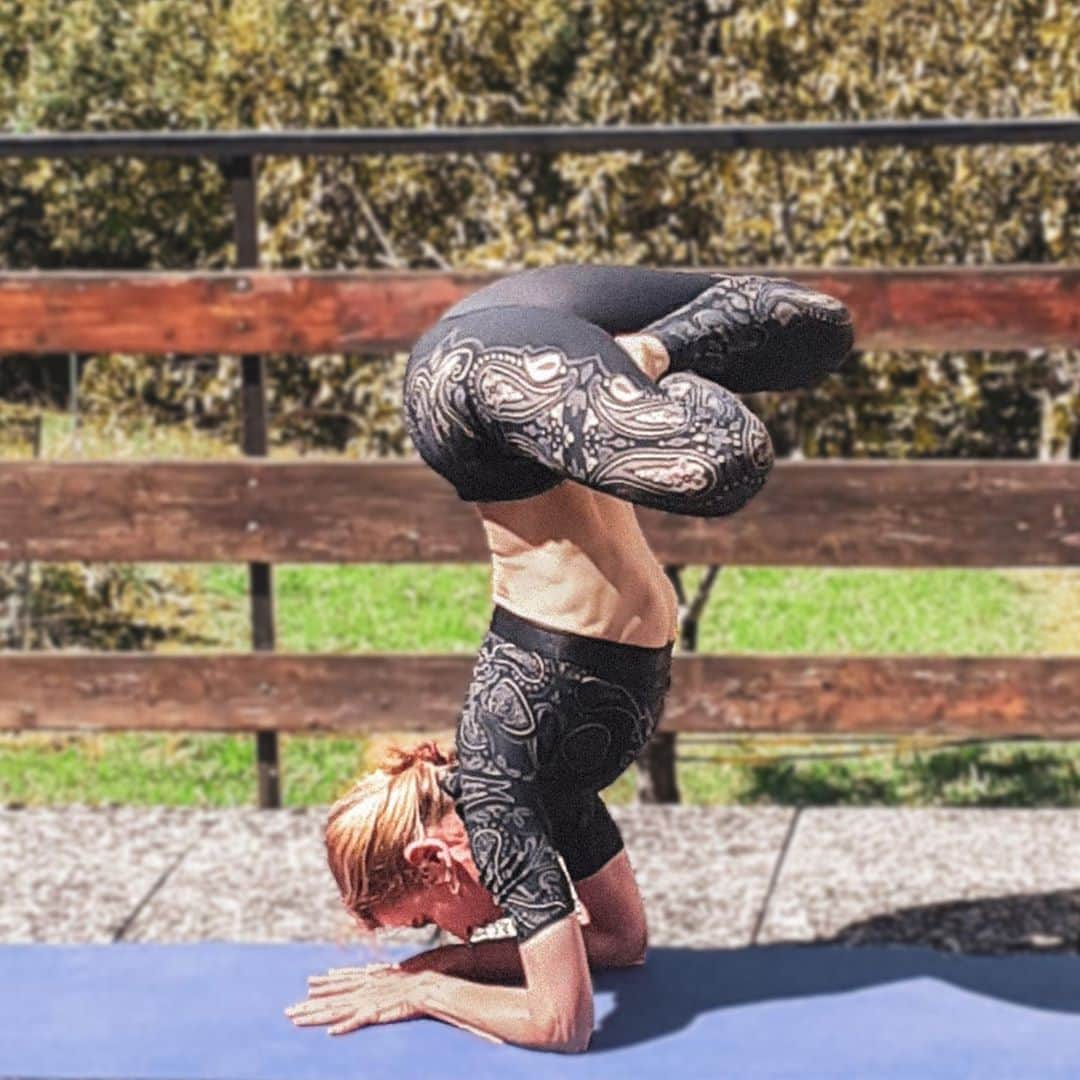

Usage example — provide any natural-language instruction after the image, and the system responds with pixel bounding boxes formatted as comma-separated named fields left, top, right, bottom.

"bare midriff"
left=475, top=479, right=679, bottom=649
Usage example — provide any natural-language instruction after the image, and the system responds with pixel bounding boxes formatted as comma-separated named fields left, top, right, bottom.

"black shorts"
left=439, top=605, right=673, bottom=942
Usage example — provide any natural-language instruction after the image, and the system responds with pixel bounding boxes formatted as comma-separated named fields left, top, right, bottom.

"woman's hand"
left=306, top=961, right=397, bottom=990
left=284, top=965, right=424, bottom=1036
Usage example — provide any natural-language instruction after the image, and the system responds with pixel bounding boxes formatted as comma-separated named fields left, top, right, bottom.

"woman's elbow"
left=536, top=991, right=595, bottom=1054
left=559, top=1030, right=594, bottom=1055
left=542, top=1011, right=594, bottom=1054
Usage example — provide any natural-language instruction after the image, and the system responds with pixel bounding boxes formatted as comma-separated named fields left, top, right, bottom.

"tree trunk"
left=636, top=564, right=720, bottom=804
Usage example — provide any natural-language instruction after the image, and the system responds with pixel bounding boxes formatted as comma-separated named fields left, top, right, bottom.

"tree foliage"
left=0, top=0, right=1076, bottom=459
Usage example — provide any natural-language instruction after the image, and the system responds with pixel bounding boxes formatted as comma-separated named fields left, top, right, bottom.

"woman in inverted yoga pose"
left=285, top=264, right=853, bottom=1052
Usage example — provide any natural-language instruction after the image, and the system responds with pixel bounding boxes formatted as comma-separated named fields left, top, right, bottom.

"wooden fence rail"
left=0, top=460, right=1075, bottom=567
left=3, top=119, right=1076, bottom=806
left=1, top=267, right=1077, bottom=355
left=1, top=267, right=1076, bottom=791
left=0, top=654, right=1076, bottom=739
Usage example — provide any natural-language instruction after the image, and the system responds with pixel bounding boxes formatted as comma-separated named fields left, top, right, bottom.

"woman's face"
left=367, top=870, right=503, bottom=943
left=363, top=812, right=504, bottom=942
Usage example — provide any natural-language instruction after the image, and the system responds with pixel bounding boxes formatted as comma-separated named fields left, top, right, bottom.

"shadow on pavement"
left=592, top=890, right=1080, bottom=1052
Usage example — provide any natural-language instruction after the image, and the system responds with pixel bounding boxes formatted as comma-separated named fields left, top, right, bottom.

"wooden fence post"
left=223, top=155, right=281, bottom=809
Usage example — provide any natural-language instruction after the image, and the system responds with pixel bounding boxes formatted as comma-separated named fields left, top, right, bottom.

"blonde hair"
left=325, top=740, right=457, bottom=928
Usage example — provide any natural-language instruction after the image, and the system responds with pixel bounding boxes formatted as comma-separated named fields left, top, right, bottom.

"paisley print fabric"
left=439, top=605, right=673, bottom=942
left=642, top=273, right=854, bottom=393
left=404, top=302, right=775, bottom=510
left=401, top=265, right=851, bottom=942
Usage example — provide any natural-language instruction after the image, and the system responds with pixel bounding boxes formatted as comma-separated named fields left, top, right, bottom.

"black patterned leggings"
left=409, top=265, right=852, bottom=941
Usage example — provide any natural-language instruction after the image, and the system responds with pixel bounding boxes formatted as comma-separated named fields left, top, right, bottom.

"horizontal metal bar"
left=0, top=118, right=1076, bottom=160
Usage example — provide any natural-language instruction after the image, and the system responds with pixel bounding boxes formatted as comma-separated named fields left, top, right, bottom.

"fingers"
left=287, top=962, right=400, bottom=1028
left=328, top=1017, right=367, bottom=1037
left=306, top=962, right=396, bottom=994
left=286, top=966, right=420, bottom=1037
left=306, top=974, right=393, bottom=998
left=308, top=963, right=394, bottom=983
left=291, top=1010, right=363, bottom=1035
left=312, top=963, right=392, bottom=979
left=286, top=1000, right=352, bottom=1025
left=307, top=982, right=357, bottom=999
left=285, top=995, right=371, bottom=1034
left=285, top=995, right=402, bottom=1037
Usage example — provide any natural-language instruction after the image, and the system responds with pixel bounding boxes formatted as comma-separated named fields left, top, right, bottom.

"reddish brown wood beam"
left=0, top=267, right=1075, bottom=355
left=810, top=265, right=1079, bottom=351
left=0, top=653, right=1075, bottom=738
left=0, top=460, right=1074, bottom=567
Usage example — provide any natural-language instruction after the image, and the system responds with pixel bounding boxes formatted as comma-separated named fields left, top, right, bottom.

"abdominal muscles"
left=476, top=480, right=678, bottom=648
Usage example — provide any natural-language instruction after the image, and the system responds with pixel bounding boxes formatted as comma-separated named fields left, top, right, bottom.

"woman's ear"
left=403, top=837, right=455, bottom=887
left=403, top=837, right=442, bottom=865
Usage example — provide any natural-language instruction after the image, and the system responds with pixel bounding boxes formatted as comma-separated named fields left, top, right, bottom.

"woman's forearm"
left=401, top=926, right=643, bottom=984
left=416, top=969, right=592, bottom=1053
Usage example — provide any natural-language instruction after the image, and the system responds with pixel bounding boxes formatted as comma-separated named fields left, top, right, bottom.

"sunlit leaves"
left=0, top=0, right=1075, bottom=457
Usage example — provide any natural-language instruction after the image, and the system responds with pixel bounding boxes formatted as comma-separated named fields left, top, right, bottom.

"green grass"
left=0, top=730, right=367, bottom=808
left=689, top=566, right=1038, bottom=656
left=1, top=408, right=1076, bottom=808
left=3, top=561, right=1075, bottom=808
left=197, top=563, right=1041, bottom=657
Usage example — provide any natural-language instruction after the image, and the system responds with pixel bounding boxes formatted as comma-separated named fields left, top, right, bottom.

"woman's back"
left=475, top=478, right=679, bottom=648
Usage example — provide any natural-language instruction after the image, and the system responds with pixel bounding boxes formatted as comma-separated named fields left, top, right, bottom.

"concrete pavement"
left=2, top=805, right=1077, bottom=954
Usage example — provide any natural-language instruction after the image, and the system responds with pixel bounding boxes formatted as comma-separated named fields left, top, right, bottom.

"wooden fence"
left=0, top=121, right=1077, bottom=806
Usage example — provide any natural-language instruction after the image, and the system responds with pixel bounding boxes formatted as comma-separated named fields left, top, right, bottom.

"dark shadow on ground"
left=826, top=888, right=1080, bottom=954
left=590, top=890, right=1080, bottom=1053
left=740, top=743, right=1080, bottom=806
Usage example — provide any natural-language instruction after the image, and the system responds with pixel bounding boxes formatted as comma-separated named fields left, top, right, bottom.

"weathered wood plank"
left=0, top=267, right=1075, bottom=354
left=0, top=654, right=1075, bottom=738
left=0, top=460, right=1075, bottom=567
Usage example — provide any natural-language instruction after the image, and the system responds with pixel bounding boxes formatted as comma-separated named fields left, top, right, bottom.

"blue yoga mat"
left=1, top=943, right=1078, bottom=1079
